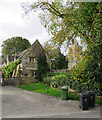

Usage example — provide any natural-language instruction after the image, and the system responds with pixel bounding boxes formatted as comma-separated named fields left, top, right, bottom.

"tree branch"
left=47, top=3, right=65, bottom=18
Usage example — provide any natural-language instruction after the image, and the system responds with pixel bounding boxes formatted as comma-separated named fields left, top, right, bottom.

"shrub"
left=43, top=76, right=51, bottom=86
left=43, top=71, right=101, bottom=95
left=70, top=55, right=101, bottom=95
left=43, top=72, right=72, bottom=89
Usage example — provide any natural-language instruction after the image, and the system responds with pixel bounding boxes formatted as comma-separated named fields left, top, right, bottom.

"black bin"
left=79, top=93, right=89, bottom=110
left=87, top=91, right=95, bottom=107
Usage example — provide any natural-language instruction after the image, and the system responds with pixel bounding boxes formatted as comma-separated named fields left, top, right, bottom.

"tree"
left=37, top=52, right=50, bottom=81
left=44, top=43, right=68, bottom=70
left=44, top=41, right=57, bottom=60
left=52, top=49, right=68, bottom=70
left=22, top=2, right=101, bottom=48
left=22, top=2, right=102, bottom=85
left=2, top=36, right=31, bottom=58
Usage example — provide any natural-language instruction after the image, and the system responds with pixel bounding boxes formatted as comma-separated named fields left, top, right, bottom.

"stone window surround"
left=31, top=70, right=37, bottom=77
left=29, top=57, right=36, bottom=63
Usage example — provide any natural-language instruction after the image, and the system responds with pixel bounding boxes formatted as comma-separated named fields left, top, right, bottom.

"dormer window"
left=29, top=57, right=36, bottom=63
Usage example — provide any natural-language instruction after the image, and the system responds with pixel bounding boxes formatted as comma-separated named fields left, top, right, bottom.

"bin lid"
left=79, top=93, right=89, bottom=98
left=87, top=91, right=95, bottom=95
left=61, top=86, right=68, bottom=90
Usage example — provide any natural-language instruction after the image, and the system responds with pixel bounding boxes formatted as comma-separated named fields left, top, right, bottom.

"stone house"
left=7, top=39, right=51, bottom=80
left=68, top=39, right=82, bottom=70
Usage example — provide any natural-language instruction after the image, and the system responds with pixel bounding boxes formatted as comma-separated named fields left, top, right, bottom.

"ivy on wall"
left=37, top=52, right=50, bottom=81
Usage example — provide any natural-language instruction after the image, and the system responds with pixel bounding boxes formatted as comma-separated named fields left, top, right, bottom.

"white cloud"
left=0, top=0, right=51, bottom=56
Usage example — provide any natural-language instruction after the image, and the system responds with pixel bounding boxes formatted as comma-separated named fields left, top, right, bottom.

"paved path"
left=1, top=86, right=101, bottom=118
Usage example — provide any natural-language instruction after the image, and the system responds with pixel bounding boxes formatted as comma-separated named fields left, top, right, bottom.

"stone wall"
left=2, top=77, right=37, bottom=86
left=52, top=69, right=69, bottom=73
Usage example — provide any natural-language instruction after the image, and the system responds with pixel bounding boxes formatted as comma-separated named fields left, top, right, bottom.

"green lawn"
left=18, top=83, right=102, bottom=105
left=19, top=83, right=61, bottom=97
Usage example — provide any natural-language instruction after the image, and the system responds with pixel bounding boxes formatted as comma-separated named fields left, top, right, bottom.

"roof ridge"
left=19, top=39, right=43, bottom=58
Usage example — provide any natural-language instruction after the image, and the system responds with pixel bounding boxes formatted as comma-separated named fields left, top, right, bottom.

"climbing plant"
left=2, top=59, right=21, bottom=79
left=37, top=52, right=50, bottom=81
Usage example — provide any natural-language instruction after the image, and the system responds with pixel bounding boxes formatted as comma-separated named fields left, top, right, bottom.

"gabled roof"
left=18, top=39, right=44, bottom=58
left=18, top=49, right=28, bottom=58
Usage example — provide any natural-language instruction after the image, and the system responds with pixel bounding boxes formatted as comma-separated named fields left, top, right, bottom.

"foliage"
left=22, top=2, right=102, bottom=94
left=46, top=72, right=66, bottom=77
left=44, top=44, right=68, bottom=70
left=70, top=54, right=101, bottom=95
left=2, top=36, right=31, bottom=60
left=19, top=83, right=61, bottom=97
left=19, top=83, right=79, bottom=100
left=19, top=83, right=102, bottom=105
left=44, top=41, right=57, bottom=60
left=43, top=71, right=101, bottom=95
left=2, top=59, right=21, bottom=79
left=43, top=72, right=72, bottom=89
left=51, top=49, right=68, bottom=70
left=22, top=2, right=101, bottom=48
left=37, top=52, right=50, bottom=81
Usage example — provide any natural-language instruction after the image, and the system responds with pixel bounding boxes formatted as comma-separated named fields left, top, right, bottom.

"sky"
left=0, top=0, right=87, bottom=58
left=0, top=0, right=51, bottom=56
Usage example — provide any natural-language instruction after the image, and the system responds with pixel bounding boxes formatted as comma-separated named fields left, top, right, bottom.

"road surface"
left=1, top=86, right=101, bottom=118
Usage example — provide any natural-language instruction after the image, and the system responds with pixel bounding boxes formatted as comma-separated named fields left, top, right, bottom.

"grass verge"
left=18, top=83, right=102, bottom=105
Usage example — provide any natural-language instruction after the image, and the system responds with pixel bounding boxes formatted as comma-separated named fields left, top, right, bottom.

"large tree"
left=22, top=2, right=101, bottom=48
left=22, top=2, right=102, bottom=85
left=2, top=36, right=31, bottom=57
left=44, top=43, right=68, bottom=70
left=52, top=49, right=68, bottom=70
